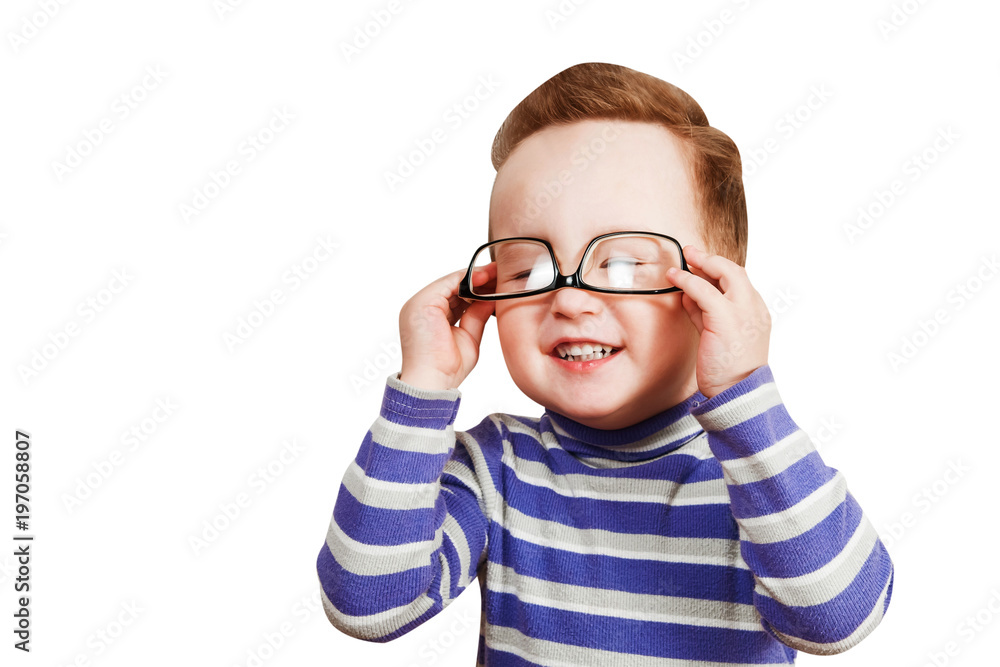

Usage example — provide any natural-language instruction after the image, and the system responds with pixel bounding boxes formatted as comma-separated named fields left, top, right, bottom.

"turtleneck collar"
left=540, top=391, right=708, bottom=463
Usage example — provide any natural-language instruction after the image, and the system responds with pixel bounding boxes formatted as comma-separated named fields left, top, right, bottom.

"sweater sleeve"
left=689, top=364, right=894, bottom=655
left=316, top=371, right=493, bottom=642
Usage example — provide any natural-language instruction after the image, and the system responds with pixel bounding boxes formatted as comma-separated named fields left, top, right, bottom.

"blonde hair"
left=490, top=62, right=747, bottom=266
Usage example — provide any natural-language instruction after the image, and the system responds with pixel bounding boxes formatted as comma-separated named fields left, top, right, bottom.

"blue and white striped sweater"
left=317, top=364, right=894, bottom=665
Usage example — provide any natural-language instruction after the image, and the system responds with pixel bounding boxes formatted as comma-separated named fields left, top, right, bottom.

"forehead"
left=488, top=119, right=703, bottom=249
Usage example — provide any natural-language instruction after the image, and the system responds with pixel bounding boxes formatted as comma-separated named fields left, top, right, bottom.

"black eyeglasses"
left=458, top=231, right=690, bottom=301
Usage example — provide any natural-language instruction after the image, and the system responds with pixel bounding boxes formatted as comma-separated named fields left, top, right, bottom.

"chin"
left=510, top=367, right=631, bottom=425
left=548, top=394, right=625, bottom=425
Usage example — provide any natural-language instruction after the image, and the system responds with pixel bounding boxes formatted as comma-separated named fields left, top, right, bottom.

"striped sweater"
left=317, top=364, right=894, bottom=665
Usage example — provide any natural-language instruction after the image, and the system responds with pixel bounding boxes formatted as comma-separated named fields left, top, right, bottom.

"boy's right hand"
left=398, top=264, right=497, bottom=392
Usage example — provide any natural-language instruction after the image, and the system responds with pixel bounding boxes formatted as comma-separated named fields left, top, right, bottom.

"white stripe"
left=441, top=452, right=484, bottom=505
left=736, top=471, right=847, bottom=543
left=490, top=579, right=762, bottom=631
left=502, top=503, right=749, bottom=569
left=326, top=516, right=441, bottom=576
left=437, top=549, right=451, bottom=604
left=455, top=428, right=501, bottom=519
left=720, top=428, right=817, bottom=484
left=319, top=582, right=435, bottom=640
left=342, top=460, right=439, bottom=510
left=766, top=567, right=892, bottom=655
left=671, top=494, right=731, bottom=506
left=673, top=435, right=717, bottom=460
left=441, top=511, right=475, bottom=589
left=500, top=422, right=721, bottom=498
left=507, top=465, right=729, bottom=506
left=487, top=624, right=777, bottom=667
left=370, top=415, right=455, bottom=455
left=695, top=382, right=781, bottom=429
left=753, top=514, right=880, bottom=606
left=487, top=562, right=762, bottom=631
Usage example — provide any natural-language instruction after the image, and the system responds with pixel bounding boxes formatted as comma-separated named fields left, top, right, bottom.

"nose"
left=547, top=284, right=604, bottom=320
left=544, top=249, right=602, bottom=317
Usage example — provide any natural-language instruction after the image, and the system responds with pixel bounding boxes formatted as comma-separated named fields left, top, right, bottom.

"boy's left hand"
left=666, top=245, right=771, bottom=399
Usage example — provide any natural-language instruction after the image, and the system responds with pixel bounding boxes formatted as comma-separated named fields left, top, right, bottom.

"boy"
left=317, top=62, right=894, bottom=664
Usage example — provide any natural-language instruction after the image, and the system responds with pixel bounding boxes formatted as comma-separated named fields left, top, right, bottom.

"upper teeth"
left=555, top=342, right=616, bottom=359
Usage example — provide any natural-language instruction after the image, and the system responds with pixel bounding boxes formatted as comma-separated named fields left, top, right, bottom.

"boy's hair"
left=490, top=62, right=747, bottom=267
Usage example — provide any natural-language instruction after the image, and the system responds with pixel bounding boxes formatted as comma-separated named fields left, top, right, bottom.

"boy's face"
left=488, top=119, right=707, bottom=430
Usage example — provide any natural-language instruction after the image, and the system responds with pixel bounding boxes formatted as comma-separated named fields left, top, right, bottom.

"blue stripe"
left=726, top=451, right=835, bottom=519
left=486, top=590, right=793, bottom=663
left=317, top=542, right=439, bottom=616
left=753, top=539, right=893, bottom=644
left=356, top=435, right=451, bottom=484
left=707, top=404, right=800, bottom=460
left=381, top=383, right=458, bottom=429
left=502, top=468, right=738, bottom=539
left=490, top=525, right=754, bottom=603
left=334, top=484, right=440, bottom=546
left=509, top=432, right=722, bottom=483
left=740, top=494, right=863, bottom=578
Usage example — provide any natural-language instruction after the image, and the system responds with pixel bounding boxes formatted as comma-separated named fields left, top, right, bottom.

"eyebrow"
left=499, top=226, right=663, bottom=242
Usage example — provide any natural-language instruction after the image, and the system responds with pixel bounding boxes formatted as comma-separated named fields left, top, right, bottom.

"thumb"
left=458, top=299, right=495, bottom=348
left=681, top=293, right=704, bottom=334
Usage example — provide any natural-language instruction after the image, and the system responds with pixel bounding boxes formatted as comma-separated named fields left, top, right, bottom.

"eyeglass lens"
left=469, top=234, right=682, bottom=297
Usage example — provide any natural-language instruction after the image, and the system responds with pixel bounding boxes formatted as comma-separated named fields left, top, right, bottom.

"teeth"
left=555, top=342, right=617, bottom=361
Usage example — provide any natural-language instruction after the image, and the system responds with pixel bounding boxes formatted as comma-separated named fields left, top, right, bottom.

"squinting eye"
left=602, top=258, right=643, bottom=268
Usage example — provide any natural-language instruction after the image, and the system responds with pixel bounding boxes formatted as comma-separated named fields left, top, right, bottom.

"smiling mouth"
left=552, top=342, right=621, bottom=362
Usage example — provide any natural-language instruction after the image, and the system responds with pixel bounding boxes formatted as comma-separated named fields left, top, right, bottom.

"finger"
left=444, top=299, right=467, bottom=326
left=472, top=261, right=497, bottom=281
left=445, top=262, right=498, bottom=322
left=428, top=267, right=474, bottom=308
left=681, top=292, right=704, bottom=333
left=469, top=262, right=497, bottom=295
left=458, top=299, right=495, bottom=348
left=433, top=261, right=499, bottom=324
left=667, top=266, right=727, bottom=314
left=684, top=262, right=721, bottom=294
left=442, top=266, right=470, bottom=283
left=445, top=292, right=469, bottom=320
left=683, top=246, right=742, bottom=295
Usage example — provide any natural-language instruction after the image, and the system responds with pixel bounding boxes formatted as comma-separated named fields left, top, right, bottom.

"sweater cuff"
left=688, top=364, right=807, bottom=469
left=688, top=364, right=777, bottom=431
left=381, top=371, right=462, bottom=430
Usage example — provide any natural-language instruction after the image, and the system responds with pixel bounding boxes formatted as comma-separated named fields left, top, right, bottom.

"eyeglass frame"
left=457, top=230, right=691, bottom=301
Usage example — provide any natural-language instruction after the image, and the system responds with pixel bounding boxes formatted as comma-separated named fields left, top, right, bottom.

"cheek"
left=495, top=301, right=535, bottom=331
left=623, top=297, right=692, bottom=338
left=496, top=306, right=547, bottom=370
left=653, top=294, right=687, bottom=318
left=495, top=308, right=528, bottom=353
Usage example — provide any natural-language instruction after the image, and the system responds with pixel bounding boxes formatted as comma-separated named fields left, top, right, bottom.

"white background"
left=3, top=0, right=999, bottom=665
